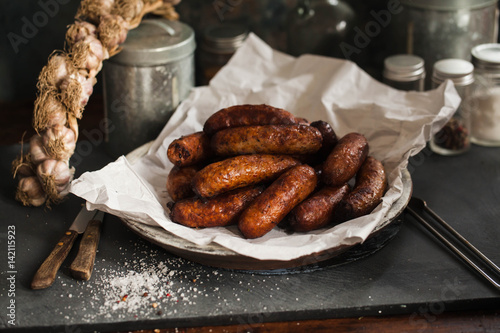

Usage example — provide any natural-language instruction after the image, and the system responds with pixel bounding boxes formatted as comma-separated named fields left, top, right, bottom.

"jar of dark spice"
left=430, top=59, right=474, bottom=155
left=198, top=23, right=248, bottom=85
left=383, top=54, right=426, bottom=91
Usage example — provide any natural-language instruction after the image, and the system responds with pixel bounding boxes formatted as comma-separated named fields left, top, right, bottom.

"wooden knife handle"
left=31, top=230, right=78, bottom=290
left=69, top=219, right=102, bottom=281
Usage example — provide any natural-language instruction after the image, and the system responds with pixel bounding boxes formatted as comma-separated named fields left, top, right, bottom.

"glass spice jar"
left=197, top=23, right=248, bottom=86
left=383, top=54, right=426, bottom=91
left=430, top=58, right=474, bottom=155
left=470, top=43, right=500, bottom=147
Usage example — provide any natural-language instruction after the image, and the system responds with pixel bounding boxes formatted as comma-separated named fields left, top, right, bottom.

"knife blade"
left=69, top=210, right=104, bottom=281
left=31, top=206, right=98, bottom=290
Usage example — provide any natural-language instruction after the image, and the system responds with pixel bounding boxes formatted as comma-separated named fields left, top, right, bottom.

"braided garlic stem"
left=13, top=0, right=180, bottom=207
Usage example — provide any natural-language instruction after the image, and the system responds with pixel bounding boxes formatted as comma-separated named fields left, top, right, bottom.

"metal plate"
left=121, top=143, right=413, bottom=271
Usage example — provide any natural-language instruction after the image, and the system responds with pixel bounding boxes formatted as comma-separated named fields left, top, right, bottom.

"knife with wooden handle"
left=31, top=206, right=99, bottom=290
left=70, top=211, right=104, bottom=280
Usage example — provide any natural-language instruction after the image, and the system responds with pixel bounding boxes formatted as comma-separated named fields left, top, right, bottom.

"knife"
left=69, top=210, right=104, bottom=281
left=31, top=206, right=102, bottom=290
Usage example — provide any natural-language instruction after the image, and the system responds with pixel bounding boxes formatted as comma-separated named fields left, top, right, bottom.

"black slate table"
left=1, top=142, right=499, bottom=333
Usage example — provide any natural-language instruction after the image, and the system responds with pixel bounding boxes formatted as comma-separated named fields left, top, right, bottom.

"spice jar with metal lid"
left=198, top=23, right=248, bottom=85
left=470, top=43, right=500, bottom=147
left=383, top=54, right=426, bottom=91
left=430, top=58, right=474, bottom=155
left=102, top=19, right=196, bottom=158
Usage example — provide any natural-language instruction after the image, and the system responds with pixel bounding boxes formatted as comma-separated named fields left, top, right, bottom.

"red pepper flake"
left=121, top=295, right=128, bottom=302
left=143, top=292, right=149, bottom=297
left=116, top=301, right=120, bottom=304
left=166, top=293, right=171, bottom=297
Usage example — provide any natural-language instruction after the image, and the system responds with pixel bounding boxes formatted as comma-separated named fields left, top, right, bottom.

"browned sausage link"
left=238, top=165, right=318, bottom=239
left=288, top=184, right=350, bottom=232
left=166, top=165, right=201, bottom=202
left=192, top=154, right=301, bottom=198
left=167, top=132, right=213, bottom=167
left=310, top=120, right=338, bottom=158
left=335, top=156, right=387, bottom=222
left=203, top=104, right=301, bottom=136
left=169, top=186, right=264, bottom=228
left=322, top=132, right=369, bottom=186
left=211, top=125, right=323, bottom=156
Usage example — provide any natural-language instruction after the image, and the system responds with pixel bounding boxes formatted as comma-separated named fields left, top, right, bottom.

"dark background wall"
left=1, top=0, right=499, bottom=104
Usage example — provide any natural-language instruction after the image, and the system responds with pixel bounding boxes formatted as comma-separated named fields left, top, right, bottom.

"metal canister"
left=103, top=19, right=196, bottom=157
left=383, top=54, right=426, bottom=91
left=430, top=59, right=475, bottom=155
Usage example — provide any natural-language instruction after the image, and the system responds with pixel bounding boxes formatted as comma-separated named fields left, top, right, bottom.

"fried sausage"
left=169, top=186, right=264, bottom=228
left=310, top=120, right=338, bottom=158
left=322, top=132, right=369, bottom=186
left=238, top=165, right=318, bottom=239
left=288, top=184, right=350, bottom=232
left=203, top=104, right=301, bottom=135
left=166, top=165, right=201, bottom=202
left=167, top=132, right=213, bottom=167
left=211, top=125, right=323, bottom=156
left=335, top=156, right=387, bottom=222
left=192, top=154, right=301, bottom=198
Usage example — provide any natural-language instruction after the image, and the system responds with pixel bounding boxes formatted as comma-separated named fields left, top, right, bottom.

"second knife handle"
left=69, top=219, right=102, bottom=281
left=31, top=230, right=78, bottom=290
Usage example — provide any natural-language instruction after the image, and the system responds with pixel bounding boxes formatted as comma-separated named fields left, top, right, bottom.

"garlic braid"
left=13, top=0, right=180, bottom=207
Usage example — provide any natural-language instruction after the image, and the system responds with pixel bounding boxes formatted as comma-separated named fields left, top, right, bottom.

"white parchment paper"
left=70, top=33, right=461, bottom=261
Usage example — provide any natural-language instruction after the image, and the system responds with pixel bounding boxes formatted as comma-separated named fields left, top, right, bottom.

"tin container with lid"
left=430, top=58, right=475, bottom=155
left=383, top=54, right=426, bottom=91
left=198, top=23, right=248, bottom=85
left=103, top=19, right=196, bottom=157
left=470, top=43, right=500, bottom=147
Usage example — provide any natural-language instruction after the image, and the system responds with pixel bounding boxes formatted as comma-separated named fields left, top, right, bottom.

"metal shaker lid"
left=111, top=19, right=196, bottom=66
left=471, top=43, right=500, bottom=72
left=432, top=58, right=475, bottom=86
left=201, top=23, right=248, bottom=54
left=383, top=54, right=426, bottom=82
left=401, top=0, right=497, bottom=10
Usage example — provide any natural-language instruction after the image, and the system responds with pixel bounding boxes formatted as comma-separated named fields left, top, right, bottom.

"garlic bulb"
left=65, top=21, right=98, bottom=47
left=37, top=159, right=75, bottom=203
left=16, top=176, right=48, bottom=207
left=12, top=154, right=35, bottom=178
left=33, top=91, right=68, bottom=132
left=42, top=126, right=77, bottom=161
left=29, top=134, right=50, bottom=165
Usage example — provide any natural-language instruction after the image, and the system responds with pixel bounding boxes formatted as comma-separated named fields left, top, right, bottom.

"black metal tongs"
left=406, top=197, right=500, bottom=291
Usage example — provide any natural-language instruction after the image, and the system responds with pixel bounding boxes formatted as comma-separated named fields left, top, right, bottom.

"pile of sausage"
left=165, top=104, right=387, bottom=239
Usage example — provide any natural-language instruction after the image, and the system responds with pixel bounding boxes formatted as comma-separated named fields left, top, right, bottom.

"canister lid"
left=111, top=19, right=196, bottom=66
left=201, top=23, right=248, bottom=54
left=383, top=54, right=426, bottom=82
left=432, top=58, right=475, bottom=86
left=401, top=0, right=497, bottom=10
left=471, top=43, right=500, bottom=72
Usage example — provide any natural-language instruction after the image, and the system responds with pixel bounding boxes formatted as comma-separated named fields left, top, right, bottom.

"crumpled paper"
left=70, top=33, right=461, bottom=261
